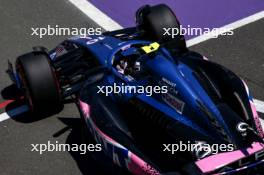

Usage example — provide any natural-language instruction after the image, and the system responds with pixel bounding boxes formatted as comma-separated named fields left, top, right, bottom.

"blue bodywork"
left=64, top=35, right=244, bottom=145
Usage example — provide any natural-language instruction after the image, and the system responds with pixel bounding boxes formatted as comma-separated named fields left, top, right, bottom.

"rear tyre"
left=16, top=51, right=62, bottom=113
left=136, top=4, right=185, bottom=43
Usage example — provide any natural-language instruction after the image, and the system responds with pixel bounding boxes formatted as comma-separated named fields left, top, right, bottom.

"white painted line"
left=68, top=0, right=122, bottom=31
left=254, top=99, right=264, bottom=114
left=187, top=11, right=264, bottom=47
left=0, top=113, right=10, bottom=123
left=0, top=105, right=29, bottom=123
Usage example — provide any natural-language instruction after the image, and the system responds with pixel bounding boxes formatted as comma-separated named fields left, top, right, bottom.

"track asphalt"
left=0, top=0, right=263, bottom=174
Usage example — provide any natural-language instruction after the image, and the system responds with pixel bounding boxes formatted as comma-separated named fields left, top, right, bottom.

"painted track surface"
left=0, top=0, right=263, bottom=174
left=89, top=0, right=264, bottom=38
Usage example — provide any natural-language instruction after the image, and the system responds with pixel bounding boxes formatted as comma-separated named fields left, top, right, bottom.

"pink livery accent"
left=79, top=100, right=125, bottom=148
left=79, top=99, right=160, bottom=175
left=250, top=101, right=264, bottom=138
left=196, top=142, right=264, bottom=173
left=128, top=152, right=160, bottom=175
left=79, top=100, right=91, bottom=118
left=242, top=79, right=264, bottom=137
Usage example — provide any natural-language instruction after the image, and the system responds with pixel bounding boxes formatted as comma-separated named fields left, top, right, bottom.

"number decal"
left=86, top=36, right=105, bottom=45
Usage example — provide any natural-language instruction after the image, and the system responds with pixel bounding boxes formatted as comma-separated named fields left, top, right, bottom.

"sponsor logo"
left=238, top=149, right=264, bottom=167
left=236, top=122, right=249, bottom=136
left=160, top=77, right=178, bottom=95
left=162, top=93, right=185, bottom=114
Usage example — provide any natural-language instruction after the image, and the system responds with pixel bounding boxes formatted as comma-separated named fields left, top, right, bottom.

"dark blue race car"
left=7, top=4, right=264, bottom=175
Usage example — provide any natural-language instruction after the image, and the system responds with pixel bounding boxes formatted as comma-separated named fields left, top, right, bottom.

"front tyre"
left=16, top=51, right=62, bottom=113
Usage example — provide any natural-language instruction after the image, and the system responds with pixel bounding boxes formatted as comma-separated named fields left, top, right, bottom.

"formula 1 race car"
left=6, top=4, right=264, bottom=175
